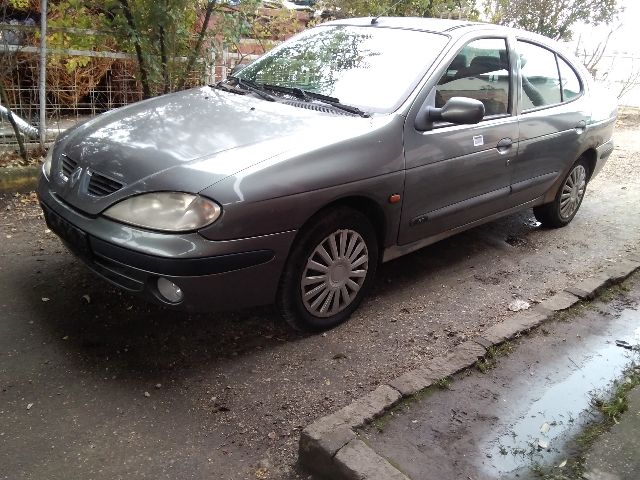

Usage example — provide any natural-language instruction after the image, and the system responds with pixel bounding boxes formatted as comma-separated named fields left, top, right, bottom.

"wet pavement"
left=360, top=276, right=640, bottom=480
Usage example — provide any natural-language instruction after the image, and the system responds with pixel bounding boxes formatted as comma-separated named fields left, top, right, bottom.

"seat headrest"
left=470, top=55, right=506, bottom=71
left=450, top=53, right=467, bottom=70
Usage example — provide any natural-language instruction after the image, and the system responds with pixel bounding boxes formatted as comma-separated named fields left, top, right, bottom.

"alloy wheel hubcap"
left=560, top=165, right=586, bottom=219
left=301, top=229, right=369, bottom=318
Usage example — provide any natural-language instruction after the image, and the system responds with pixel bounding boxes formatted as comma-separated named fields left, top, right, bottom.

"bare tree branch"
left=177, top=0, right=217, bottom=90
left=618, top=59, right=640, bottom=100
left=0, top=81, right=28, bottom=163
left=117, top=0, right=151, bottom=98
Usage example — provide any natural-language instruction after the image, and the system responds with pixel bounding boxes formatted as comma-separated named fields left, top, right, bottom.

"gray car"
left=37, top=17, right=617, bottom=331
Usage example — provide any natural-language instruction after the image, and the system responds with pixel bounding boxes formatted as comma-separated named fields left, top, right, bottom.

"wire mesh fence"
left=1, top=54, right=144, bottom=148
left=0, top=22, right=266, bottom=155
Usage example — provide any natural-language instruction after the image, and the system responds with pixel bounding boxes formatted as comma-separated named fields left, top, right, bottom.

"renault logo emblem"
left=68, top=167, right=82, bottom=188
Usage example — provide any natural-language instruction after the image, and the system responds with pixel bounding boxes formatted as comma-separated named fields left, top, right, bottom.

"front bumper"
left=37, top=180, right=296, bottom=311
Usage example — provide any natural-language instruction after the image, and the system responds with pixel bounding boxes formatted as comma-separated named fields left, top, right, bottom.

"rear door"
left=399, top=36, right=518, bottom=245
left=509, top=39, right=590, bottom=205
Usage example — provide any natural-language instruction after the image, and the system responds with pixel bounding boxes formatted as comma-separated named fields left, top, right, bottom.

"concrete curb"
left=0, top=166, right=39, bottom=193
left=298, top=255, right=640, bottom=480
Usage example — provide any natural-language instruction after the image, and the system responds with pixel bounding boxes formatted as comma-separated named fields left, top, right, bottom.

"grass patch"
left=529, top=363, right=640, bottom=480
left=435, top=377, right=452, bottom=390
left=547, top=277, right=633, bottom=326
left=553, top=302, right=591, bottom=322
left=529, top=458, right=587, bottom=479
left=595, top=282, right=631, bottom=302
left=476, top=341, right=515, bottom=373
left=591, top=366, right=640, bottom=422
left=369, top=376, right=456, bottom=432
left=575, top=422, right=608, bottom=448
left=370, top=386, right=438, bottom=433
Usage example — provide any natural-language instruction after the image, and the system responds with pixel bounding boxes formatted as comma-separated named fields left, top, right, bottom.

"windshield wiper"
left=260, top=84, right=370, bottom=117
left=229, top=76, right=275, bottom=102
left=310, top=95, right=370, bottom=118
left=211, top=81, right=246, bottom=96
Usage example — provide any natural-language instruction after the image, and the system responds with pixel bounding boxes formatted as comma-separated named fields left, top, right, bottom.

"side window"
left=558, top=57, right=582, bottom=101
left=436, top=38, right=510, bottom=116
left=517, top=41, right=561, bottom=110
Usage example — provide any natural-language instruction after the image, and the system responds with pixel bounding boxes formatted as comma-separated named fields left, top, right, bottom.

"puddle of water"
left=480, top=308, right=640, bottom=477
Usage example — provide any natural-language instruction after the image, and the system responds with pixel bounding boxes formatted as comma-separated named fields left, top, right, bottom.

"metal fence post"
left=39, top=0, right=47, bottom=147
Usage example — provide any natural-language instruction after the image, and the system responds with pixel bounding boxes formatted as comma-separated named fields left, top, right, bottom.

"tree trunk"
left=0, top=82, right=28, bottom=164
left=159, top=25, right=169, bottom=94
left=177, top=1, right=217, bottom=90
left=117, top=0, right=152, bottom=98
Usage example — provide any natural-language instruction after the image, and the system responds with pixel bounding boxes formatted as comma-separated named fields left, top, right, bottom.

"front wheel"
left=534, top=158, right=589, bottom=228
left=277, top=207, right=379, bottom=331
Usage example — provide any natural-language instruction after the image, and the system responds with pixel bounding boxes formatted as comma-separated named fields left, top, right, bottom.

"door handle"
left=575, top=120, right=586, bottom=134
left=496, top=137, right=512, bottom=153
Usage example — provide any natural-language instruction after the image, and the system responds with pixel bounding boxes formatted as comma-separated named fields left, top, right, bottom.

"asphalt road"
left=1, top=121, right=639, bottom=479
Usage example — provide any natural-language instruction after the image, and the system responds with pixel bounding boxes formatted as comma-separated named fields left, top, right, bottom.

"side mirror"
left=415, top=97, right=485, bottom=131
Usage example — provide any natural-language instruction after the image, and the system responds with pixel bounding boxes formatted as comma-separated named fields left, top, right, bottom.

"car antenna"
left=371, top=0, right=405, bottom=24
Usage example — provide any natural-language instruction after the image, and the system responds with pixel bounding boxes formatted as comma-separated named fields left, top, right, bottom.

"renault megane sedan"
left=38, top=17, right=617, bottom=331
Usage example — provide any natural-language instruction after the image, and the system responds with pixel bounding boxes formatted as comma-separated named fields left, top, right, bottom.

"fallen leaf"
left=254, top=467, right=269, bottom=479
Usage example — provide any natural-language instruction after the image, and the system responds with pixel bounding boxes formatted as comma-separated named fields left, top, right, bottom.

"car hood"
left=52, top=86, right=382, bottom=215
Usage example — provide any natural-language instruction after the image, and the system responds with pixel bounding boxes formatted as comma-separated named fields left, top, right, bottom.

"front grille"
left=88, top=172, right=123, bottom=197
left=60, top=155, right=78, bottom=177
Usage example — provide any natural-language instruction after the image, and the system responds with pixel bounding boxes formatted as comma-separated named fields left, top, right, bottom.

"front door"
left=399, top=37, right=518, bottom=246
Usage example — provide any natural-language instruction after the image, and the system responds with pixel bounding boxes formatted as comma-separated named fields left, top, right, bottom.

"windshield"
left=236, top=25, right=449, bottom=114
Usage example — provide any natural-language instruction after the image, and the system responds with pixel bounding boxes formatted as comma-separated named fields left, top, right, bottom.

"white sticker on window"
left=473, top=135, right=484, bottom=147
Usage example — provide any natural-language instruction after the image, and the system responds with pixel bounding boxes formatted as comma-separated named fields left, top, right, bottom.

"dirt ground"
left=1, top=119, right=639, bottom=479
left=0, top=148, right=45, bottom=169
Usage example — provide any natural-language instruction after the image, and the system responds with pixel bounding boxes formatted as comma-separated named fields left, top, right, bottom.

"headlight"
left=103, top=192, right=221, bottom=232
left=43, top=147, right=53, bottom=179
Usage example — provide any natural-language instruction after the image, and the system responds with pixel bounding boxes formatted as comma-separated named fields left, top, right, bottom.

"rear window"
left=558, top=57, right=582, bottom=101
left=517, top=41, right=562, bottom=110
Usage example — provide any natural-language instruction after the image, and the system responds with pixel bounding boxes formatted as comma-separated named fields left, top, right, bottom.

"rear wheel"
left=534, top=158, right=589, bottom=228
left=277, top=207, right=378, bottom=331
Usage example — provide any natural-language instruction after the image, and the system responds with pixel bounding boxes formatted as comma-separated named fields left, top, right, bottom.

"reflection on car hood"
left=53, top=86, right=378, bottom=214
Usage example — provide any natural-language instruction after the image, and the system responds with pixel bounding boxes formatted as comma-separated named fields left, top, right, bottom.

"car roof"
left=321, top=17, right=569, bottom=52
left=319, top=17, right=586, bottom=76
left=323, top=16, right=505, bottom=34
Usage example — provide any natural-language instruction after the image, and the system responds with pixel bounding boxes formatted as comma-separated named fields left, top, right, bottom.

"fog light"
left=157, top=277, right=184, bottom=303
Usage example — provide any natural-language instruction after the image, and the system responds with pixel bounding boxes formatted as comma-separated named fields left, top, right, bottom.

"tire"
left=277, top=207, right=379, bottom=332
left=533, top=158, right=590, bottom=228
